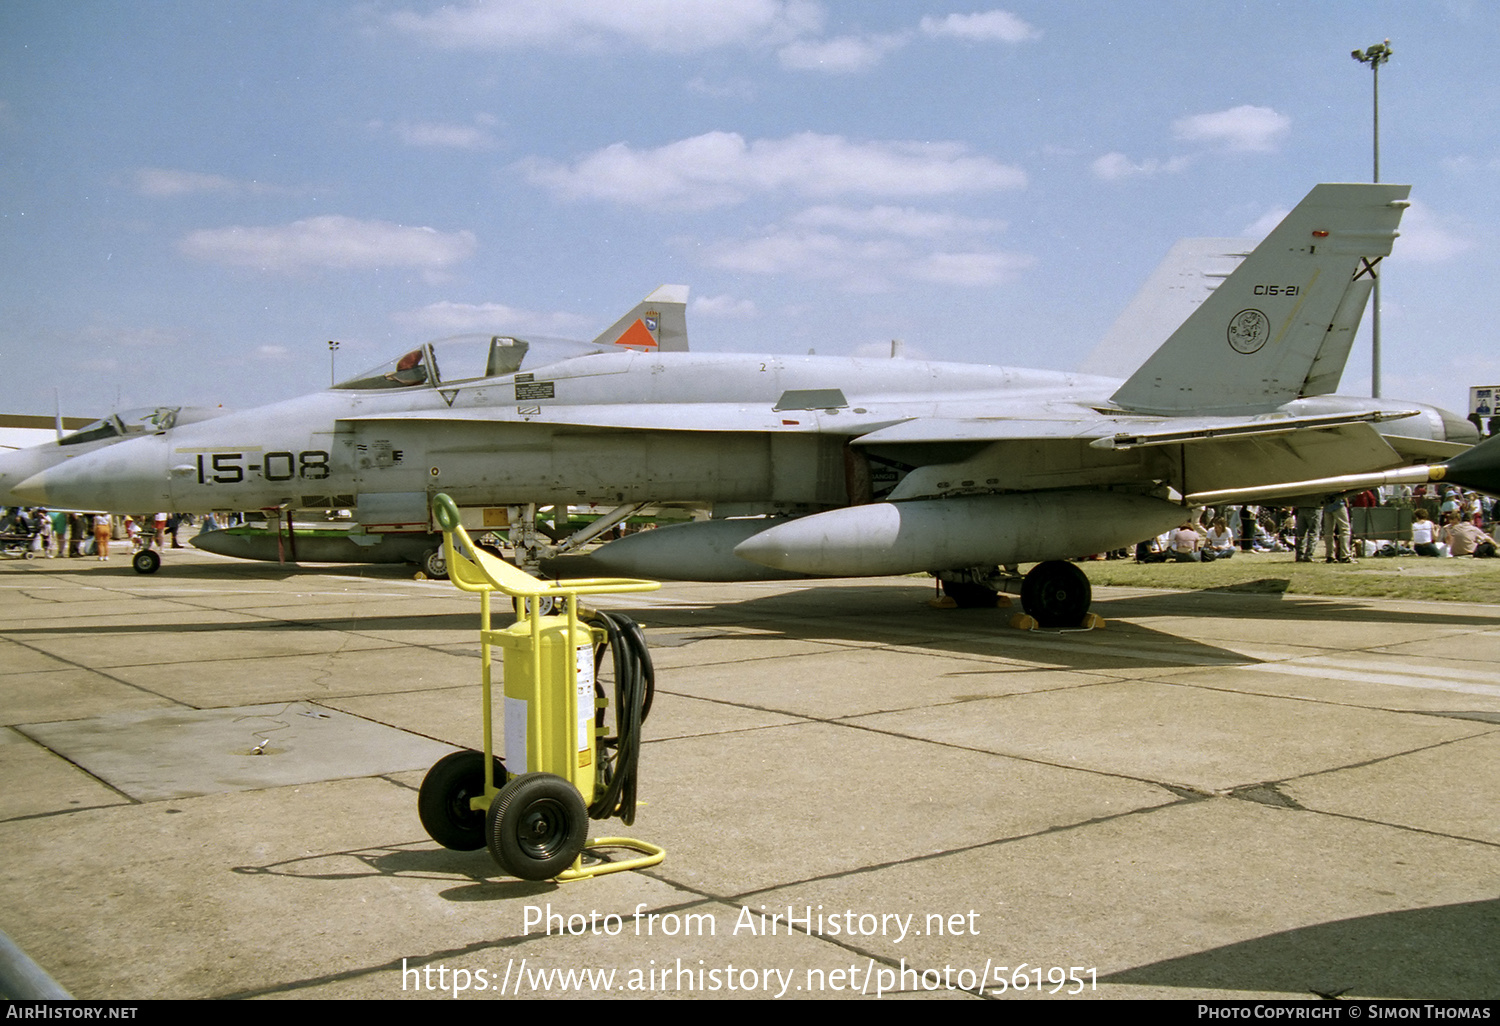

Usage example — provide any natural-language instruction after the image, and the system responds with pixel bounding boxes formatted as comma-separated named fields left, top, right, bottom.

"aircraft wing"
left=852, top=413, right=1428, bottom=502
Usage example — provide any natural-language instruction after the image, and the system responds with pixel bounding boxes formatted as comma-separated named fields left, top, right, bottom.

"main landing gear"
left=938, top=560, right=1094, bottom=629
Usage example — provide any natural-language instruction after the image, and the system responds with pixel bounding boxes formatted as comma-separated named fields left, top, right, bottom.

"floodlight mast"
left=1352, top=39, right=1392, bottom=399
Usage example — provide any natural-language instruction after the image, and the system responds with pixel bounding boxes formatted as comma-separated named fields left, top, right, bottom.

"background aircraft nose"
left=10, top=440, right=172, bottom=511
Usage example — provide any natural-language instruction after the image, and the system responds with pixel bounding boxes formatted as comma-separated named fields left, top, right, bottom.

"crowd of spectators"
left=1131, top=484, right=1497, bottom=563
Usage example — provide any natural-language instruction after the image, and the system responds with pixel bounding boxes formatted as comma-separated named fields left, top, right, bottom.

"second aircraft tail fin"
left=591, top=284, right=690, bottom=352
left=1110, top=183, right=1409, bottom=415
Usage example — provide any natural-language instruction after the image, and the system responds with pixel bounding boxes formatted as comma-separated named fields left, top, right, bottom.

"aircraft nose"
left=10, top=440, right=172, bottom=511
left=8, top=472, right=50, bottom=505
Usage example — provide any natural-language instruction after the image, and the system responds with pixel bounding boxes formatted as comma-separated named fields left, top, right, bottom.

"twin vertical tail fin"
left=1110, top=184, right=1410, bottom=415
left=591, top=284, right=690, bottom=352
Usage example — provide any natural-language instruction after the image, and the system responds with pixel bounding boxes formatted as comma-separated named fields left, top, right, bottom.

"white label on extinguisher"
left=577, top=643, right=595, bottom=763
left=505, top=695, right=527, bottom=772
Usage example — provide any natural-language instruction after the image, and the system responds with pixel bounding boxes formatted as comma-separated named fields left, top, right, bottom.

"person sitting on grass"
left=1440, top=512, right=1498, bottom=558
left=1168, top=521, right=1204, bottom=562
left=1205, top=516, right=1236, bottom=559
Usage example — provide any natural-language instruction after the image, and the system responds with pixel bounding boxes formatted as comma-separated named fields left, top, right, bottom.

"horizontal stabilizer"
left=1081, top=238, right=1249, bottom=379
left=1188, top=430, right=1500, bottom=505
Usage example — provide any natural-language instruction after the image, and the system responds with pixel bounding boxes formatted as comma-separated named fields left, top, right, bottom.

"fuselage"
left=9, top=347, right=1474, bottom=519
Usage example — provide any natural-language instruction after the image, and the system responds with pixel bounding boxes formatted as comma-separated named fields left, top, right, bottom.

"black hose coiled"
left=584, top=611, right=654, bottom=825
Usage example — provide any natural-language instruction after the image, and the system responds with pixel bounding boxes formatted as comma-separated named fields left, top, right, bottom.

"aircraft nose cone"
left=14, top=440, right=172, bottom=512
left=8, top=472, right=51, bottom=505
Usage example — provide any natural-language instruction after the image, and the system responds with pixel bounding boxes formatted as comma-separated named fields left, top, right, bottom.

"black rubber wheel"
left=1020, top=560, right=1092, bottom=628
left=487, top=772, right=588, bottom=880
left=419, top=750, right=507, bottom=850
left=422, top=547, right=448, bottom=580
left=941, top=580, right=998, bottom=608
left=132, top=549, right=161, bottom=575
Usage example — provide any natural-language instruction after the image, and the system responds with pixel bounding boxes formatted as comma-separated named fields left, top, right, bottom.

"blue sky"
left=2, top=1, right=1497, bottom=420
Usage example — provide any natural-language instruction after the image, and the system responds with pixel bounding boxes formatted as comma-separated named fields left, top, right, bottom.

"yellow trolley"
left=417, top=494, right=664, bottom=881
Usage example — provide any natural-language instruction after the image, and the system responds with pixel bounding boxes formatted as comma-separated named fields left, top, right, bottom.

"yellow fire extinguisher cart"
left=418, top=493, right=664, bottom=882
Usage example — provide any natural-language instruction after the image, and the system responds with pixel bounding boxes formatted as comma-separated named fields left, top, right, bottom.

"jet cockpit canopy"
left=332, top=335, right=614, bottom=391
left=59, top=407, right=188, bottom=446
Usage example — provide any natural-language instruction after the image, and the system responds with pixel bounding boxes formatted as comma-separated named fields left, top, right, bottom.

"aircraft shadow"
left=599, top=583, right=1258, bottom=672
left=1102, top=896, right=1500, bottom=999
left=1091, top=584, right=1500, bottom=628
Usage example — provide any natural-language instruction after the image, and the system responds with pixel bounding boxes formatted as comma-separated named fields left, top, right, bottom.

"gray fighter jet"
left=11, top=185, right=1478, bottom=624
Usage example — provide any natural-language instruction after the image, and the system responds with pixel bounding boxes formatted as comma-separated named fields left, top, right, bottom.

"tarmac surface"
left=1, top=544, right=1498, bottom=1001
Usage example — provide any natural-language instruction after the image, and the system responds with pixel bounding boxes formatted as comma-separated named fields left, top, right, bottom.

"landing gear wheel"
left=941, top=580, right=998, bottom=608
left=487, top=772, right=588, bottom=880
left=1020, top=560, right=1091, bottom=628
left=132, top=549, right=161, bottom=575
left=419, top=750, right=507, bottom=851
left=421, top=547, right=448, bottom=580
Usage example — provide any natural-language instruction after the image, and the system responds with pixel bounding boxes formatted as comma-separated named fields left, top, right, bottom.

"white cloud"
left=911, top=250, right=1033, bottom=286
left=391, top=301, right=592, bottom=335
left=778, top=32, right=907, bottom=73
left=693, top=295, right=758, bottom=318
left=1173, top=105, right=1290, bottom=153
left=179, top=216, right=478, bottom=272
left=1393, top=199, right=1474, bottom=263
left=706, top=229, right=903, bottom=279
left=520, top=131, right=1026, bottom=209
left=135, top=168, right=296, bottom=198
left=686, top=76, right=757, bottom=100
left=1242, top=206, right=1290, bottom=238
left=255, top=345, right=292, bottom=361
left=918, top=11, right=1041, bottom=43
left=388, top=0, right=821, bottom=53
left=371, top=118, right=498, bottom=150
left=703, top=226, right=1028, bottom=290
left=1091, top=152, right=1191, bottom=180
left=791, top=204, right=1004, bottom=238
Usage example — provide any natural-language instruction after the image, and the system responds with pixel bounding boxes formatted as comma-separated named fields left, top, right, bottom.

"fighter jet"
left=11, top=185, right=1477, bottom=624
left=0, top=406, right=228, bottom=510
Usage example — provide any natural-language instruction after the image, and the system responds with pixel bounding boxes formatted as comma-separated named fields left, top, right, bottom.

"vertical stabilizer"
left=1081, top=239, right=1248, bottom=379
left=590, top=284, right=690, bottom=352
left=1110, top=184, right=1409, bottom=415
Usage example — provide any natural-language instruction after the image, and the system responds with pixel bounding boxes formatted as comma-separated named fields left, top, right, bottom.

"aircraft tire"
left=941, top=580, right=999, bottom=608
left=422, top=547, right=449, bottom=580
left=419, top=750, right=506, bottom=851
left=1020, top=560, right=1091, bottom=628
left=487, top=772, right=588, bottom=881
left=132, top=549, right=161, bottom=575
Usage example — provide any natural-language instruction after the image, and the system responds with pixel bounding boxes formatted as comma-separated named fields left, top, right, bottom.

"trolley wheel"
left=421, top=547, right=448, bottom=580
left=1020, top=560, right=1091, bottom=628
left=419, top=750, right=507, bottom=851
left=132, top=549, right=161, bottom=575
left=487, top=772, right=588, bottom=880
left=23, top=550, right=36, bottom=560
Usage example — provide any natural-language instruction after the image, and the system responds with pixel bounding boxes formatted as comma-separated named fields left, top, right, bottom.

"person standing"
left=92, top=512, right=112, bottom=561
left=1294, top=505, right=1321, bottom=562
left=1322, top=496, right=1354, bottom=563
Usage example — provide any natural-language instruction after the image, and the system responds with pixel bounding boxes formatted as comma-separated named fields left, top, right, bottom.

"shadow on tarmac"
left=1103, top=896, right=1500, bottom=1000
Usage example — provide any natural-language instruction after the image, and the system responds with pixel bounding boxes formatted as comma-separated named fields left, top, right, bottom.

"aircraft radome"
left=11, top=185, right=1480, bottom=626
left=0, top=406, right=228, bottom=513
